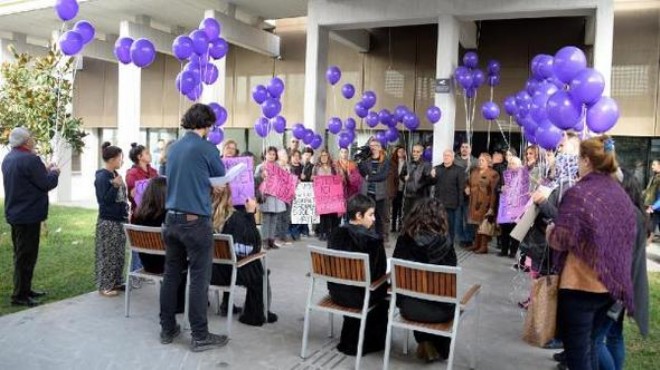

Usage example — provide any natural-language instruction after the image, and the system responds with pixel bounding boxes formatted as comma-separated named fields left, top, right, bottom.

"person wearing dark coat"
left=431, top=149, right=465, bottom=245
left=393, top=197, right=457, bottom=363
left=327, top=194, right=388, bottom=356
left=2, top=127, right=59, bottom=307
left=402, top=144, right=433, bottom=218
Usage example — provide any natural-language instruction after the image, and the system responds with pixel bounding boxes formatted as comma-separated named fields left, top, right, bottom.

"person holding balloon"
left=465, top=153, right=500, bottom=254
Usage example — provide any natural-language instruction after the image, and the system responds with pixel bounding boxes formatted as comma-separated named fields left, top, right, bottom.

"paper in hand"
left=210, top=162, right=247, bottom=186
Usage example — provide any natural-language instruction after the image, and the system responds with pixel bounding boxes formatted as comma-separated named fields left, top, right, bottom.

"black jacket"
left=327, top=224, right=387, bottom=306
left=95, top=169, right=128, bottom=222
left=432, top=164, right=465, bottom=210
left=2, top=149, right=59, bottom=224
left=403, top=160, right=432, bottom=198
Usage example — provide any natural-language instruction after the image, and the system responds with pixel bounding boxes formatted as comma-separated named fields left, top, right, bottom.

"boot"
left=474, top=235, right=489, bottom=254
left=268, top=238, right=279, bottom=250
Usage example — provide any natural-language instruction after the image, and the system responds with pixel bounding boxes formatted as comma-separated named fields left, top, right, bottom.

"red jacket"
left=125, top=164, right=158, bottom=218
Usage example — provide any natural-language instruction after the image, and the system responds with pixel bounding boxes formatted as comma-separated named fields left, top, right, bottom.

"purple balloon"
left=504, top=96, right=518, bottom=116
left=524, top=127, right=538, bottom=144
left=341, top=83, right=355, bottom=99
left=200, top=18, right=221, bottom=40
left=366, top=111, right=379, bottom=128
left=345, top=117, right=356, bottom=130
left=114, top=37, right=133, bottom=64
left=553, top=46, right=587, bottom=84
left=536, top=124, right=563, bottom=150
left=172, top=36, right=194, bottom=61
left=547, top=91, right=582, bottom=129
left=302, top=130, right=314, bottom=145
left=472, top=69, right=486, bottom=88
left=130, top=38, right=156, bottom=68
left=536, top=55, right=554, bottom=79
left=530, top=54, right=544, bottom=76
left=176, top=70, right=198, bottom=95
left=423, top=147, right=432, bottom=162
left=252, top=85, right=268, bottom=104
left=526, top=78, right=540, bottom=95
left=463, top=51, right=479, bottom=69
left=375, top=131, right=388, bottom=147
left=186, top=84, right=203, bottom=101
left=488, top=74, right=500, bottom=87
left=378, top=109, right=392, bottom=125
left=586, top=97, right=619, bottom=133
left=355, top=103, right=369, bottom=119
left=254, top=117, right=270, bottom=138
left=454, top=66, right=469, bottom=79
left=570, top=68, right=605, bottom=105
left=208, top=38, right=228, bottom=60
left=271, top=116, right=286, bottom=134
left=533, top=81, right=559, bottom=98
left=202, top=64, right=219, bottom=85
left=361, top=91, right=377, bottom=109
left=292, top=123, right=306, bottom=140
left=326, top=66, right=341, bottom=85
left=426, top=106, right=441, bottom=124
left=209, top=103, right=227, bottom=126
left=385, top=127, right=399, bottom=142
left=487, top=60, right=501, bottom=75
left=327, top=117, right=342, bottom=134
left=573, top=118, right=585, bottom=132
left=207, top=128, right=224, bottom=145
left=395, top=105, right=409, bottom=122
left=58, top=31, right=83, bottom=56
left=515, top=91, right=532, bottom=110
left=73, top=21, right=95, bottom=45
left=530, top=94, right=549, bottom=123
left=55, top=0, right=78, bottom=22
left=190, top=29, right=210, bottom=56
left=310, top=134, right=323, bottom=150
left=481, top=101, right=500, bottom=121
left=458, top=72, right=474, bottom=90
left=337, top=131, right=352, bottom=148
left=267, top=77, right=285, bottom=98
left=345, top=129, right=356, bottom=143
left=465, top=87, right=477, bottom=99
left=403, top=113, right=420, bottom=131
left=261, top=98, right=282, bottom=119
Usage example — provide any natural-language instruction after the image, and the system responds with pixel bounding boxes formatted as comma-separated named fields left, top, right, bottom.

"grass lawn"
left=0, top=201, right=98, bottom=316
left=624, top=272, right=660, bottom=370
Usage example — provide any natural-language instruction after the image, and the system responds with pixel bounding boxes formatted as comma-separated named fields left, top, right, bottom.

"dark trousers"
left=445, top=208, right=457, bottom=245
left=391, top=191, right=403, bottom=231
left=10, top=223, right=41, bottom=300
left=161, top=214, right=213, bottom=340
left=399, top=297, right=454, bottom=359
left=319, top=213, right=339, bottom=237
left=455, top=203, right=474, bottom=245
left=402, top=197, right=419, bottom=223
left=558, top=289, right=614, bottom=370
left=499, top=223, right=519, bottom=256
left=213, top=262, right=270, bottom=325
left=369, top=195, right=388, bottom=240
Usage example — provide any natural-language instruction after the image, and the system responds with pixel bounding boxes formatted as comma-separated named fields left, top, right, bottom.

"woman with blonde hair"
left=211, top=186, right=277, bottom=326
left=466, top=153, right=500, bottom=254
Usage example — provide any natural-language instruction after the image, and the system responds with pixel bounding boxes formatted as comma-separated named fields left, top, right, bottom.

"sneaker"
left=544, top=338, right=563, bottom=350
left=190, top=333, right=229, bottom=352
left=160, top=324, right=181, bottom=344
left=267, top=311, right=278, bottom=323
left=553, top=351, right=566, bottom=362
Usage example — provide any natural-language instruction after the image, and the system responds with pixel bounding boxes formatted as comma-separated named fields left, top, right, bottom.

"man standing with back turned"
left=2, top=127, right=59, bottom=307
left=159, top=104, right=228, bottom=352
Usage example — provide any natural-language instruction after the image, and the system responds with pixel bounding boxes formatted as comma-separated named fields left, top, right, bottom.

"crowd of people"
left=1, top=102, right=653, bottom=367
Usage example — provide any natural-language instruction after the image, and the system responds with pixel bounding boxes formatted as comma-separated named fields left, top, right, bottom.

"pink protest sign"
left=497, top=168, right=531, bottom=224
left=222, top=157, right=255, bottom=206
left=313, top=175, right=346, bottom=215
left=133, top=179, right=150, bottom=208
left=263, top=162, right=299, bottom=204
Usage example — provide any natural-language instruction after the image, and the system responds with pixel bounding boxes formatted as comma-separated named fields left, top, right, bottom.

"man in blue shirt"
left=160, top=104, right=227, bottom=352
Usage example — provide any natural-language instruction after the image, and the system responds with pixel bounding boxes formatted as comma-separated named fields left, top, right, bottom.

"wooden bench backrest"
left=309, top=248, right=367, bottom=283
left=213, top=234, right=236, bottom=263
left=393, top=263, right=457, bottom=299
left=124, top=226, right=166, bottom=252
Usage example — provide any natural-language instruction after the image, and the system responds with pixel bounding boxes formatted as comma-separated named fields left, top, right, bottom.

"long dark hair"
left=133, top=177, right=167, bottom=225
left=402, top=197, right=448, bottom=238
left=620, top=168, right=650, bottom=237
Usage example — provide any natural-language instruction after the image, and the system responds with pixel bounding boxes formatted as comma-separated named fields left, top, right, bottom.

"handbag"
left=477, top=218, right=495, bottom=236
left=522, top=274, right=559, bottom=347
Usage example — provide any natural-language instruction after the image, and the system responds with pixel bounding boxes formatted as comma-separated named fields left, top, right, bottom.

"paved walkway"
left=0, top=237, right=618, bottom=370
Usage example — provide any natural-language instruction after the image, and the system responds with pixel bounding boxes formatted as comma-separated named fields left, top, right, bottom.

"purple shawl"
left=549, top=172, right=636, bottom=312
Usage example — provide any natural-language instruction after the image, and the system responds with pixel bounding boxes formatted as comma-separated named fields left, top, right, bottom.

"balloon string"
left=178, top=61, right=183, bottom=126
left=487, top=120, right=491, bottom=150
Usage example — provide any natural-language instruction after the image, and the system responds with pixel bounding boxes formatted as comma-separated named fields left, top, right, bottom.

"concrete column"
left=303, top=17, right=330, bottom=134
left=433, top=15, right=460, bottom=165
left=201, top=9, right=227, bottom=105
left=593, top=0, right=614, bottom=96
left=117, top=21, right=142, bottom=174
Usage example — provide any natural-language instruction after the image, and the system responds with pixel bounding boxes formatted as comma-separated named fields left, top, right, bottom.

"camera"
left=353, top=145, right=371, bottom=162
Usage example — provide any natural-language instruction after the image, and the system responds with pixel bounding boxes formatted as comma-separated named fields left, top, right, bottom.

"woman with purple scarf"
left=547, top=135, right=637, bottom=370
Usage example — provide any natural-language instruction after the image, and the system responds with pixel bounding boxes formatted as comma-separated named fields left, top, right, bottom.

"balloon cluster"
left=251, top=77, right=293, bottom=143
left=171, top=18, right=229, bottom=101
left=454, top=51, right=490, bottom=98
left=114, top=37, right=156, bottom=68
left=503, top=46, right=619, bottom=149
left=207, top=102, right=228, bottom=145
left=54, top=0, right=95, bottom=57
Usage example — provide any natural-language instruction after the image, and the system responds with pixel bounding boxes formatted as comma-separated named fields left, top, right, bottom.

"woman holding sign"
left=313, top=149, right=341, bottom=241
left=255, top=147, right=287, bottom=250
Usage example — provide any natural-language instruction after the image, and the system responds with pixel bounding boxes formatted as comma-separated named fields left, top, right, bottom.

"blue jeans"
left=445, top=208, right=457, bottom=245
left=130, top=251, right=143, bottom=272
left=595, top=312, right=625, bottom=370
left=558, top=289, right=614, bottom=370
left=455, top=203, right=474, bottom=245
left=161, top=213, right=213, bottom=340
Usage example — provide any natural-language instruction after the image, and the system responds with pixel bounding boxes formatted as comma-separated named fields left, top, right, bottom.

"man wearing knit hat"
left=2, top=127, right=60, bottom=307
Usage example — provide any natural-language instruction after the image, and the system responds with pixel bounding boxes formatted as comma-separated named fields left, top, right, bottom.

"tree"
left=0, top=43, right=87, bottom=159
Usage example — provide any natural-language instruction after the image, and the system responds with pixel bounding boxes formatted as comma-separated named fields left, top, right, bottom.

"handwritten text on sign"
left=497, top=168, right=531, bottom=224
left=263, top=162, right=299, bottom=204
left=291, top=183, right=320, bottom=224
left=222, top=157, right=255, bottom=206
left=313, top=175, right=346, bottom=215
